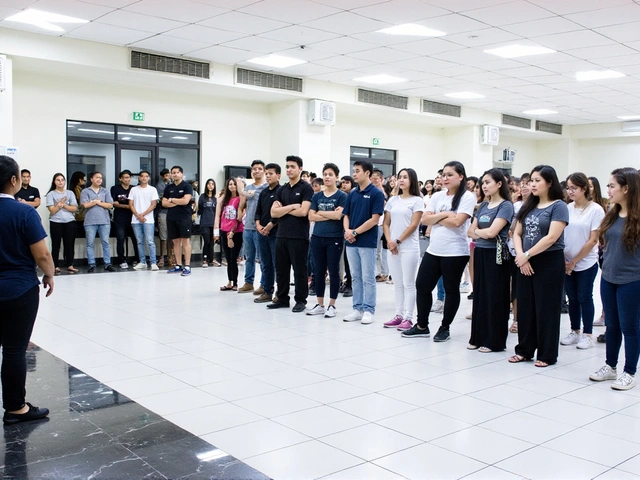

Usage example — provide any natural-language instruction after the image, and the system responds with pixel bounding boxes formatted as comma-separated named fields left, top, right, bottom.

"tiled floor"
left=28, top=264, right=640, bottom=480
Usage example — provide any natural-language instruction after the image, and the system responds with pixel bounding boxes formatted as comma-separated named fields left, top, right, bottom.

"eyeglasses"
left=566, top=186, right=580, bottom=192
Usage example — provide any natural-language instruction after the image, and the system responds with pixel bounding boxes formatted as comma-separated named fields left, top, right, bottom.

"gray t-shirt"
left=522, top=201, right=569, bottom=252
left=602, top=215, right=640, bottom=284
left=80, top=187, right=113, bottom=226
left=475, top=200, right=514, bottom=249
left=45, top=190, right=77, bottom=224
left=156, top=180, right=169, bottom=215
left=243, top=182, right=267, bottom=231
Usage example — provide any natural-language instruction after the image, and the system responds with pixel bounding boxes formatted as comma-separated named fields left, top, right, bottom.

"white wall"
left=576, top=137, right=640, bottom=184
left=496, top=136, right=540, bottom=178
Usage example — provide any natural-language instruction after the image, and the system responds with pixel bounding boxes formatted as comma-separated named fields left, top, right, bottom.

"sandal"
left=508, top=354, right=530, bottom=363
left=212, top=260, right=221, bottom=267
left=535, top=360, right=549, bottom=368
left=54, top=268, right=61, bottom=275
left=478, top=347, right=493, bottom=353
left=67, top=266, right=78, bottom=274
left=220, top=285, right=234, bottom=291
left=509, top=321, right=518, bottom=333
left=467, top=344, right=478, bottom=350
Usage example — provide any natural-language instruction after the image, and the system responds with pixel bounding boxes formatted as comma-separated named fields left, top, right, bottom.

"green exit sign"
left=372, top=138, right=380, bottom=146
left=132, top=112, right=145, bottom=121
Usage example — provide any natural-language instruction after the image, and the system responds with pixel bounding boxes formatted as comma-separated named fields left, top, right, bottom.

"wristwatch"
left=351, top=230, right=358, bottom=237
left=395, top=239, right=402, bottom=245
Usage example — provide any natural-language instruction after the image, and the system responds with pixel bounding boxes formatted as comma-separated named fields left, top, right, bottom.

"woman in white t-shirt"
left=560, top=172, right=605, bottom=350
left=382, top=168, right=425, bottom=331
left=402, top=161, right=477, bottom=342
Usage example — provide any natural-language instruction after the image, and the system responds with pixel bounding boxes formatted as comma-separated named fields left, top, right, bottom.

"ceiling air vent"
left=357, top=89, right=408, bottom=109
left=422, top=100, right=461, bottom=117
left=130, top=50, right=210, bottom=79
left=502, top=114, right=531, bottom=129
left=536, top=120, right=563, bottom=135
left=236, top=68, right=303, bottom=92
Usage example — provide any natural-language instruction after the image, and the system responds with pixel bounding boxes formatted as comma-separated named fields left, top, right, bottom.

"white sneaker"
left=306, top=304, right=326, bottom=316
left=560, top=331, right=580, bottom=345
left=324, top=305, right=336, bottom=318
left=120, top=262, right=129, bottom=269
left=361, top=312, right=374, bottom=325
left=134, top=262, right=147, bottom=270
left=576, top=334, right=593, bottom=350
left=593, top=315, right=605, bottom=326
left=590, top=365, right=618, bottom=382
left=151, top=264, right=159, bottom=271
left=343, top=310, right=363, bottom=322
left=431, top=300, right=444, bottom=313
left=612, top=372, right=637, bottom=391
left=459, top=282, right=471, bottom=293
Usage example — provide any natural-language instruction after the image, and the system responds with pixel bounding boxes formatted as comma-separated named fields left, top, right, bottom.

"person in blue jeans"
left=129, top=171, right=159, bottom=271
left=342, top=160, right=385, bottom=325
left=80, top=172, right=115, bottom=273
left=590, top=167, right=640, bottom=391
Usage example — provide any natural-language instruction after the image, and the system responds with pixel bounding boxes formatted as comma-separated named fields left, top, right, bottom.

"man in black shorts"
left=161, top=166, right=193, bottom=276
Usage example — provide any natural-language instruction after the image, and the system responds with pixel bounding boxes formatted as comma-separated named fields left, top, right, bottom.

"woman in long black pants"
left=0, top=155, right=54, bottom=425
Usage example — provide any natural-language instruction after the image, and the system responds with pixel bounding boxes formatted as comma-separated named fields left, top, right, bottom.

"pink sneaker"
left=384, top=315, right=403, bottom=328
left=397, top=319, right=413, bottom=331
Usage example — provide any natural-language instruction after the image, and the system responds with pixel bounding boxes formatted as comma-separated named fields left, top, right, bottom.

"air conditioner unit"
left=622, top=121, right=640, bottom=132
left=0, top=55, right=6, bottom=92
left=481, top=125, right=500, bottom=145
left=308, top=99, right=336, bottom=126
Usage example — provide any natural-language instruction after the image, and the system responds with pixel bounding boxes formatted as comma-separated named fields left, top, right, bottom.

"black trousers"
left=0, top=286, right=39, bottom=411
left=221, top=231, right=243, bottom=285
left=114, top=221, right=139, bottom=264
left=275, top=238, right=309, bottom=305
left=344, top=244, right=352, bottom=289
left=201, top=226, right=220, bottom=263
left=49, top=221, right=75, bottom=268
left=311, top=236, right=343, bottom=300
left=415, top=252, right=469, bottom=329
left=515, top=249, right=565, bottom=364
left=470, top=248, right=511, bottom=351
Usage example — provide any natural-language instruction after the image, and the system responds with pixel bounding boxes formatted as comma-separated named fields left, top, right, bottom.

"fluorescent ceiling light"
left=523, top=109, right=558, bottom=115
left=377, top=23, right=446, bottom=37
left=117, top=132, right=155, bottom=138
left=78, top=128, right=113, bottom=134
left=444, top=91, right=485, bottom=99
left=617, top=115, right=640, bottom=120
left=353, top=74, right=408, bottom=84
left=247, top=54, right=306, bottom=68
left=576, top=70, right=626, bottom=81
left=484, top=44, right=556, bottom=58
left=172, top=136, right=189, bottom=140
left=5, top=8, right=88, bottom=32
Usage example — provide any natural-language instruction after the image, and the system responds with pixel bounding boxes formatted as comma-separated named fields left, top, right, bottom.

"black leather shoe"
left=87, top=266, right=95, bottom=273
left=292, top=302, right=306, bottom=313
left=343, top=288, right=353, bottom=298
left=267, top=302, right=289, bottom=309
left=3, top=403, right=50, bottom=425
left=104, top=264, right=116, bottom=272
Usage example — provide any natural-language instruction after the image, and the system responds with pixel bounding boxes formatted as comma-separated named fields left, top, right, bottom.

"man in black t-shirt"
left=110, top=170, right=139, bottom=269
left=14, top=169, right=41, bottom=209
left=268, top=156, right=313, bottom=313
left=161, top=166, right=193, bottom=276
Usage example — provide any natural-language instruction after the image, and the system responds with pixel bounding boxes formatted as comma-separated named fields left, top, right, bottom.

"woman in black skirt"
left=468, top=169, right=514, bottom=352
left=510, top=165, right=569, bottom=367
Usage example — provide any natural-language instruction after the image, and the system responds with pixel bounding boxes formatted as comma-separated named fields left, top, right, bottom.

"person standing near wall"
left=198, top=179, right=219, bottom=268
left=156, top=168, right=171, bottom=267
left=215, top=178, right=244, bottom=291
left=14, top=169, right=41, bottom=209
left=129, top=170, right=159, bottom=271
left=339, top=176, right=354, bottom=298
left=162, top=166, right=193, bottom=277
left=255, top=163, right=281, bottom=303
left=81, top=172, right=115, bottom=273
left=111, top=170, right=139, bottom=269
left=0, top=156, right=54, bottom=425
left=45, top=173, right=78, bottom=275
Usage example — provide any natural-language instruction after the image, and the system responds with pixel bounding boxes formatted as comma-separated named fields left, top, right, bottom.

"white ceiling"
left=2, top=0, right=640, bottom=125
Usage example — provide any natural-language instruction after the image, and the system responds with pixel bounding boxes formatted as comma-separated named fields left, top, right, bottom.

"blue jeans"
left=437, top=276, right=445, bottom=301
left=346, top=246, right=377, bottom=314
left=243, top=229, right=261, bottom=285
left=132, top=223, right=157, bottom=265
left=602, top=278, right=640, bottom=375
left=258, top=234, right=277, bottom=295
left=85, top=224, right=111, bottom=266
left=565, top=262, right=598, bottom=334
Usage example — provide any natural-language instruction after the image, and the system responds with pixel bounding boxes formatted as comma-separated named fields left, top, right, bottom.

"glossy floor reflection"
left=0, top=345, right=269, bottom=480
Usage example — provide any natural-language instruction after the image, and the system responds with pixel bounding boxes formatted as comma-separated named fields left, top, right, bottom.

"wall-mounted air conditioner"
left=481, top=125, right=499, bottom=145
left=0, top=55, right=6, bottom=92
left=308, top=99, right=336, bottom=126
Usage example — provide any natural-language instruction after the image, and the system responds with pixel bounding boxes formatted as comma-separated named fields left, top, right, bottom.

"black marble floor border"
left=0, top=345, right=271, bottom=480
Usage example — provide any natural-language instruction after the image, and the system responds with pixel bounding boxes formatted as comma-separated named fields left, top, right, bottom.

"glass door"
left=118, top=146, right=155, bottom=186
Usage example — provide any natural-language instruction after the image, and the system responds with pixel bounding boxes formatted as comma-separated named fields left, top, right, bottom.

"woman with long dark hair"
left=214, top=178, right=244, bottom=290
left=382, top=168, right=424, bottom=331
left=45, top=173, right=78, bottom=275
left=198, top=178, right=220, bottom=267
left=403, top=161, right=477, bottom=342
left=467, top=169, right=514, bottom=352
left=69, top=171, right=86, bottom=222
left=0, top=156, right=53, bottom=425
left=589, top=168, right=640, bottom=390
left=510, top=165, right=569, bottom=367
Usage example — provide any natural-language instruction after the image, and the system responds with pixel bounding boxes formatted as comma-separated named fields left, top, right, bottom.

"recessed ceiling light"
left=523, top=109, right=558, bottom=115
left=617, top=115, right=640, bottom=120
left=5, top=8, right=88, bottom=32
left=247, top=54, right=306, bottom=69
left=444, top=92, right=485, bottom=99
left=576, top=70, right=626, bottom=81
left=377, top=23, right=446, bottom=37
left=352, top=74, right=408, bottom=84
left=484, top=44, right=556, bottom=58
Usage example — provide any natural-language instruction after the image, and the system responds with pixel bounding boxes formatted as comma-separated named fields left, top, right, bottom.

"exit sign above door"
left=132, top=112, right=145, bottom=121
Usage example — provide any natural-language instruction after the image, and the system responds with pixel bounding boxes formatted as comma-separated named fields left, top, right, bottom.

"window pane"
left=159, top=147, right=199, bottom=184
left=371, top=148, right=395, bottom=161
left=67, top=121, right=114, bottom=140
left=350, top=146, right=370, bottom=158
left=117, top=126, right=157, bottom=143
left=121, top=149, right=153, bottom=186
left=158, top=129, right=198, bottom=145
left=67, top=142, right=116, bottom=189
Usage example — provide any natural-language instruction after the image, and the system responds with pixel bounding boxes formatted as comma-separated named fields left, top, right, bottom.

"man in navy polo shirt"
left=14, top=169, right=41, bottom=209
left=161, top=166, right=193, bottom=277
left=343, top=160, right=385, bottom=325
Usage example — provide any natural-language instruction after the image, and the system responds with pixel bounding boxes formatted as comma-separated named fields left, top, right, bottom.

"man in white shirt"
left=129, top=170, right=159, bottom=270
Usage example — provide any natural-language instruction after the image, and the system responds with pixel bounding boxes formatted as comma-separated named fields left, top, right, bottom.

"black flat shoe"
left=87, top=266, right=95, bottom=273
left=3, top=403, right=50, bottom=425
left=292, top=302, right=306, bottom=313
left=267, top=302, right=289, bottom=309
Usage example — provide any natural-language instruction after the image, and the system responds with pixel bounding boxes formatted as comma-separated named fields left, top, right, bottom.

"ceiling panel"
left=462, top=1, right=554, bottom=27
left=526, top=0, right=632, bottom=15
left=421, top=0, right=512, bottom=12
left=314, top=54, right=375, bottom=70
left=66, top=22, right=152, bottom=45
left=189, top=44, right=256, bottom=64
left=164, top=25, right=246, bottom=44
left=124, top=0, right=229, bottom=23
left=238, top=0, right=341, bottom=24
left=30, top=0, right=113, bottom=20
left=301, top=11, right=389, bottom=35
left=348, top=46, right=418, bottom=63
left=445, top=27, right=522, bottom=47
left=260, top=25, right=340, bottom=45
left=0, top=6, right=20, bottom=20
left=351, top=0, right=449, bottom=23
left=567, top=44, right=639, bottom=61
left=594, top=21, right=640, bottom=44
left=566, top=3, right=640, bottom=29
left=221, top=35, right=297, bottom=54
left=96, top=10, right=186, bottom=34
left=501, top=17, right=584, bottom=38
left=198, top=11, right=290, bottom=34
left=391, top=38, right=465, bottom=55
left=130, top=35, right=211, bottom=56
left=0, top=0, right=38, bottom=8
left=532, top=30, right=615, bottom=50
left=310, top=36, right=378, bottom=54
left=390, top=56, right=458, bottom=73
left=309, top=0, right=389, bottom=9
left=422, top=13, right=490, bottom=34
left=77, top=0, right=142, bottom=6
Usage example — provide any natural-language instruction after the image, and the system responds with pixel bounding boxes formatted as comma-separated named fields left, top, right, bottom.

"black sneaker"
left=597, top=334, right=606, bottom=344
left=433, top=326, right=450, bottom=342
left=3, top=403, right=50, bottom=425
left=104, top=264, right=116, bottom=272
left=561, top=303, right=569, bottom=314
left=292, top=302, right=306, bottom=313
left=401, top=325, right=431, bottom=338
left=339, top=283, right=346, bottom=294
left=467, top=292, right=474, bottom=300
left=267, top=302, right=289, bottom=309
left=343, top=287, right=353, bottom=298
left=87, top=265, right=95, bottom=273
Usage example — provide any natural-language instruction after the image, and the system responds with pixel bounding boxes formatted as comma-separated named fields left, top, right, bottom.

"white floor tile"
left=585, top=413, right=640, bottom=443
left=167, top=364, right=244, bottom=386
left=462, top=465, right=527, bottom=480
left=290, top=379, right=370, bottom=404
left=346, top=351, right=413, bottom=369
left=105, top=373, right=191, bottom=399
left=83, top=361, right=159, bottom=382
left=165, top=402, right=263, bottom=436
left=481, top=411, right=576, bottom=444
left=618, top=455, right=640, bottom=476
left=339, top=370, right=413, bottom=392
left=225, top=356, right=290, bottom=376
left=253, top=366, right=329, bottom=389
left=135, top=387, right=225, bottom=416
left=200, top=376, right=280, bottom=401
left=379, top=382, right=461, bottom=407
left=495, top=446, right=608, bottom=479
left=558, top=385, right=640, bottom=412
left=331, top=393, right=418, bottom=422
left=305, top=359, right=373, bottom=379
left=377, top=408, right=472, bottom=442
left=234, top=390, right=321, bottom=418
left=470, top=384, right=551, bottom=410
left=141, top=353, right=214, bottom=373
left=273, top=405, right=367, bottom=438
left=320, top=462, right=407, bottom=480
left=522, top=398, right=610, bottom=427
left=426, top=395, right=513, bottom=424
left=545, top=429, right=640, bottom=467
left=596, top=468, right=640, bottom=480
left=508, top=374, right=586, bottom=397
